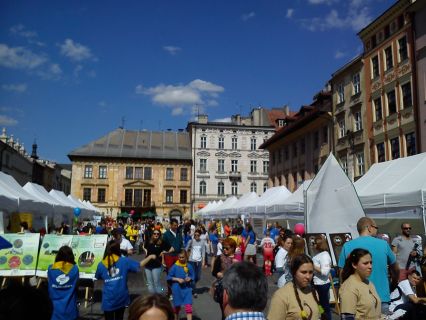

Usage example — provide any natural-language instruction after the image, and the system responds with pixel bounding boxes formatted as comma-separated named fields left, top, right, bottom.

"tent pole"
left=303, top=188, right=307, bottom=233
left=422, top=191, right=426, bottom=234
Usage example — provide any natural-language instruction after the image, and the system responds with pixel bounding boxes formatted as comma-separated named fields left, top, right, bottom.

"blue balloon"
left=73, top=207, right=81, bottom=217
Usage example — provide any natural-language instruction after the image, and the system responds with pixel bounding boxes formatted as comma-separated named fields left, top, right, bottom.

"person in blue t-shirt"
left=48, top=245, right=79, bottom=320
left=338, top=217, right=398, bottom=315
left=95, top=240, right=141, bottom=320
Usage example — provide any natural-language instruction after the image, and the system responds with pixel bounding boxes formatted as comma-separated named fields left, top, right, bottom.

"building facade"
left=358, top=0, right=419, bottom=164
left=187, top=108, right=284, bottom=214
left=260, top=90, right=333, bottom=192
left=331, top=56, right=369, bottom=181
left=68, top=129, right=192, bottom=221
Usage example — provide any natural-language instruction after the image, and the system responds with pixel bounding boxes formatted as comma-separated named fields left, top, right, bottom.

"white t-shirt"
left=312, top=251, right=332, bottom=285
left=389, top=279, right=415, bottom=312
left=120, top=238, right=134, bottom=252
left=275, top=247, right=288, bottom=269
left=217, top=242, right=223, bottom=256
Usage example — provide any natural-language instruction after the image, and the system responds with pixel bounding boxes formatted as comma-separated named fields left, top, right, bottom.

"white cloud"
left=49, top=63, right=62, bottom=75
left=9, top=24, right=44, bottom=46
left=2, top=83, right=27, bottom=93
left=241, top=12, right=256, bottom=21
left=163, top=46, right=181, bottom=55
left=286, top=9, right=294, bottom=19
left=73, top=64, right=83, bottom=77
left=212, top=117, right=231, bottom=123
left=335, top=50, right=345, bottom=59
left=98, top=101, right=106, bottom=107
left=308, top=0, right=338, bottom=4
left=136, top=79, right=225, bottom=115
left=0, top=115, right=18, bottom=126
left=59, top=39, right=94, bottom=62
left=0, top=44, right=47, bottom=69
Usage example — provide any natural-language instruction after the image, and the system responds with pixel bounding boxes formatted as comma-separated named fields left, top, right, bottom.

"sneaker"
left=193, top=293, right=198, bottom=298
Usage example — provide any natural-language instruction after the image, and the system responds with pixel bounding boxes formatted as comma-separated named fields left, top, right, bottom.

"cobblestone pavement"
left=74, top=253, right=340, bottom=320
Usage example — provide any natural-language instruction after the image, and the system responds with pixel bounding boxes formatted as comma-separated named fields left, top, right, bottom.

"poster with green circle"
left=36, top=234, right=74, bottom=277
left=0, top=233, right=40, bottom=276
left=71, top=234, right=108, bottom=279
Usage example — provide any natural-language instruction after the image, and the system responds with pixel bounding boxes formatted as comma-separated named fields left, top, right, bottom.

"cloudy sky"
left=0, top=0, right=395, bottom=163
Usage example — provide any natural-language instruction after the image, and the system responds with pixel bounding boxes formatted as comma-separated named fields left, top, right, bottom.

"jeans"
left=314, top=283, right=331, bottom=320
left=189, top=261, right=202, bottom=292
left=104, top=308, right=125, bottom=320
left=145, top=267, right=163, bottom=294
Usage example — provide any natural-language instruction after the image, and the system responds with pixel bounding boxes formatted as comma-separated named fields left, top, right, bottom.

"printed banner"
left=71, top=235, right=108, bottom=279
left=36, top=234, right=74, bottom=277
left=0, top=233, right=40, bottom=276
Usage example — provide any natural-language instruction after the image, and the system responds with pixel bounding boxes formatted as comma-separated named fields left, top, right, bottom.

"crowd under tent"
left=354, top=152, right=426, bottom=235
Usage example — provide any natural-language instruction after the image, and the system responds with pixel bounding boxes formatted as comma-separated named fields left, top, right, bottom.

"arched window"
left=218, top=135, right=224, bottom=149
left=250, top=182, right=257, bottom=193
left=200, top=135, right=207, bottom=149
left=231, top=181, right=238, bottom=195
left=217, top=181, right=224, bottom=196
left=199, top=181, right=207, bottom=195
left=250, top=137, right=257, bottom=150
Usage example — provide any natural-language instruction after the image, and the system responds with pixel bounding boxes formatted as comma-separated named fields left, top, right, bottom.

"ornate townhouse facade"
left=187, top=107, right=286, bottom=214
left=331, top=56, right=369, bottom=181
left=260, top=90, right=333, bottom=192
left=68, top=129, right=192, bottom=221
left=358, top=0, right=419, bottom=164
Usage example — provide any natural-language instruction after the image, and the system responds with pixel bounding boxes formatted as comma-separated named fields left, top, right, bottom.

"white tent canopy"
left=245, top=186, right=292, bottom=218
left=354, top=152, right=426, bottom=224
left=23, top=182, right=72, bottom=214
left=201, top=200, right=223, bottom=219
left=67, top=194, right=94, bottom=219
left=212, top=196, right=238, bottom=219
left=225, top=192, right=259, bottom=216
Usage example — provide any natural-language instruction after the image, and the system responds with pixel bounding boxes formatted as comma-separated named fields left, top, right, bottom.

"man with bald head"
left=338, top=217, right=399, bottom=315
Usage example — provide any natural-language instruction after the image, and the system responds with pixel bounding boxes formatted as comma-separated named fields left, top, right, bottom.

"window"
left=231, top=160, right=238, bottom=172
left=218, top=159, right=225, bottom=172
left=199, top=181, right=206, bottom=196
left=250, top=137, right=257, bottom=151
left=165, top=190, right=173, bottom=203
left=134, top=189, right=142, bottom=206
left=97, top=188, right=106, bottom=203
left=340, top=157, right=348, bottom=175
left=354, top=111, right=363, bottom=131
left=387, top=90, right=396, bottom=115
left=313, top=131, right=319, bottom=149
left=338, top=119, right=346, bottom=138
left=231, top=136, right=237, bottom=150
left=401, top=82, right=412, bottom=109
left=217, top=182, right=224, bottom=196
left=166, top=168, right=174, bottom=180
left=263, top=161, right=269, bottom=174
left=180, top=190, right=187, bottom=204
left=200, top=135, right=207, bottom=149
left=180, top=168, right=188, bottom=181
left=263, top=182, right=268, bottom=192
left=83, top=188, right=91, bottom=201
left=376, top=142, right=385, bottom=162
left=144, top=167, right=152, bottom=180
left=353, top=73, right=360, bottom=95
left=143, top=189, right=151, bottom=206
left=231, top=182, right=238, bottom=195
left=374, top=97, right=383, bottom=121
left=218, top=136, right=224, bottom=149
left=406, top=132, right=416, bottom=156
left=125, top=189, right=133, bottom=206
left=337, top=83, right=345, bottom=103
left=99, top=166, right=107, bottom=179
left=125, top=166, right=133, bottom=179
left=391, top=137, right=400, bottom=159
left=278, top=119, right=285, bottom=127
left=250, top=182, right=257, bottom=193
left=398, top=36, right=408, bottom=62
left=372, top=55, right=380, bottom=78
left=134, top=167, right=143, bottom=179
left=250, top=160, right=257, bottom=173
left=384, top=46, right=393, bottom=70
left=356, top=153, right=365, bottom=176
left=84, top=165, right=93, bottom=179
left=200, top=159, right=207, bottom=172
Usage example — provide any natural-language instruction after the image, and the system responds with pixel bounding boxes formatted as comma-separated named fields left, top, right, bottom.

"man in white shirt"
left=112, top=229, right=134, bottom=256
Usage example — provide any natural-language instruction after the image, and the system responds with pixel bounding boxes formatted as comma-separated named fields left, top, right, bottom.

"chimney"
left=198, top=114, right=208, bottom=124
left=31, top=140, right=39, bottom=160
left=0, top=128, right=7, bottom=143
left=284, top=105, right=290, bottom=116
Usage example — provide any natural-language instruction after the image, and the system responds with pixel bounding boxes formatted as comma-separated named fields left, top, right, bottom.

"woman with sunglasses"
left=269, top=254, right=326, bottom=320
left=142, top=229, right=168, bottom=294
left=212, top=237, right=238, bottom=320
left=339, top=248, right=382, bottom=320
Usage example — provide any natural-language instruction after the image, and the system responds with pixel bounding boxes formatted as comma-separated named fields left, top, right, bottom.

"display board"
left=36, top=234, right=74, bottom=277
left=305, top=233, right=333, bottom=260
left=0, top=233, right=40, bottom=276
left=329, top=233, right=352, bottom=263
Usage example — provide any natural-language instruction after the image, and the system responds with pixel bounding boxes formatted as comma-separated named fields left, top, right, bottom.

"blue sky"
left=0, top=0, right=395, bottom=163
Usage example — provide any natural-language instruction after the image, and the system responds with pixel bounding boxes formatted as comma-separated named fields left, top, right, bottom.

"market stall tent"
left=245, top=186, right=292, bottom=218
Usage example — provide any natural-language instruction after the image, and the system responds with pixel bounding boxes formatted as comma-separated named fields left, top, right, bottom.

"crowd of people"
left=2, top=216, right=426, bottom=320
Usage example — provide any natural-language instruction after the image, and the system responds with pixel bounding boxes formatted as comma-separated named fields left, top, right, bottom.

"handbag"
left=211, top=279, right=224, bottom=303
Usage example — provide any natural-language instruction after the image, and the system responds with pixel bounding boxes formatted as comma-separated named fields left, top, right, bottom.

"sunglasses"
left=403, top=227, right=412, bottom=230
left=370, top=225, right=379, bottom=230
left=153, top=232, right=160, bottom=235
left=223, top=247, right=231, bottom=250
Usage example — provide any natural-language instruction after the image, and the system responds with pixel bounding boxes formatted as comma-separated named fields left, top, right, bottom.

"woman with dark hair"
left=339, top=248, right=381, bottom=320
left=142, top=229, right=167, bottom=294
left=242, top=223, right=257, bottom=263
left=95, top=240, right=141, bottom=320
left=128, top=294, right=174, bottom=320
left=48, top=245, right=79, bottom=320
left=312, top=235, right=332, bottom=320
left=275, top=235, right=293, bottom=279
left=269, top=254, right=326, bottom=320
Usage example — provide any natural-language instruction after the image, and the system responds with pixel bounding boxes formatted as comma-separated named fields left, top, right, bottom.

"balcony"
left=120, top=201, right=155, bottom=208
left=228, top=171, right=241, bottom=180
